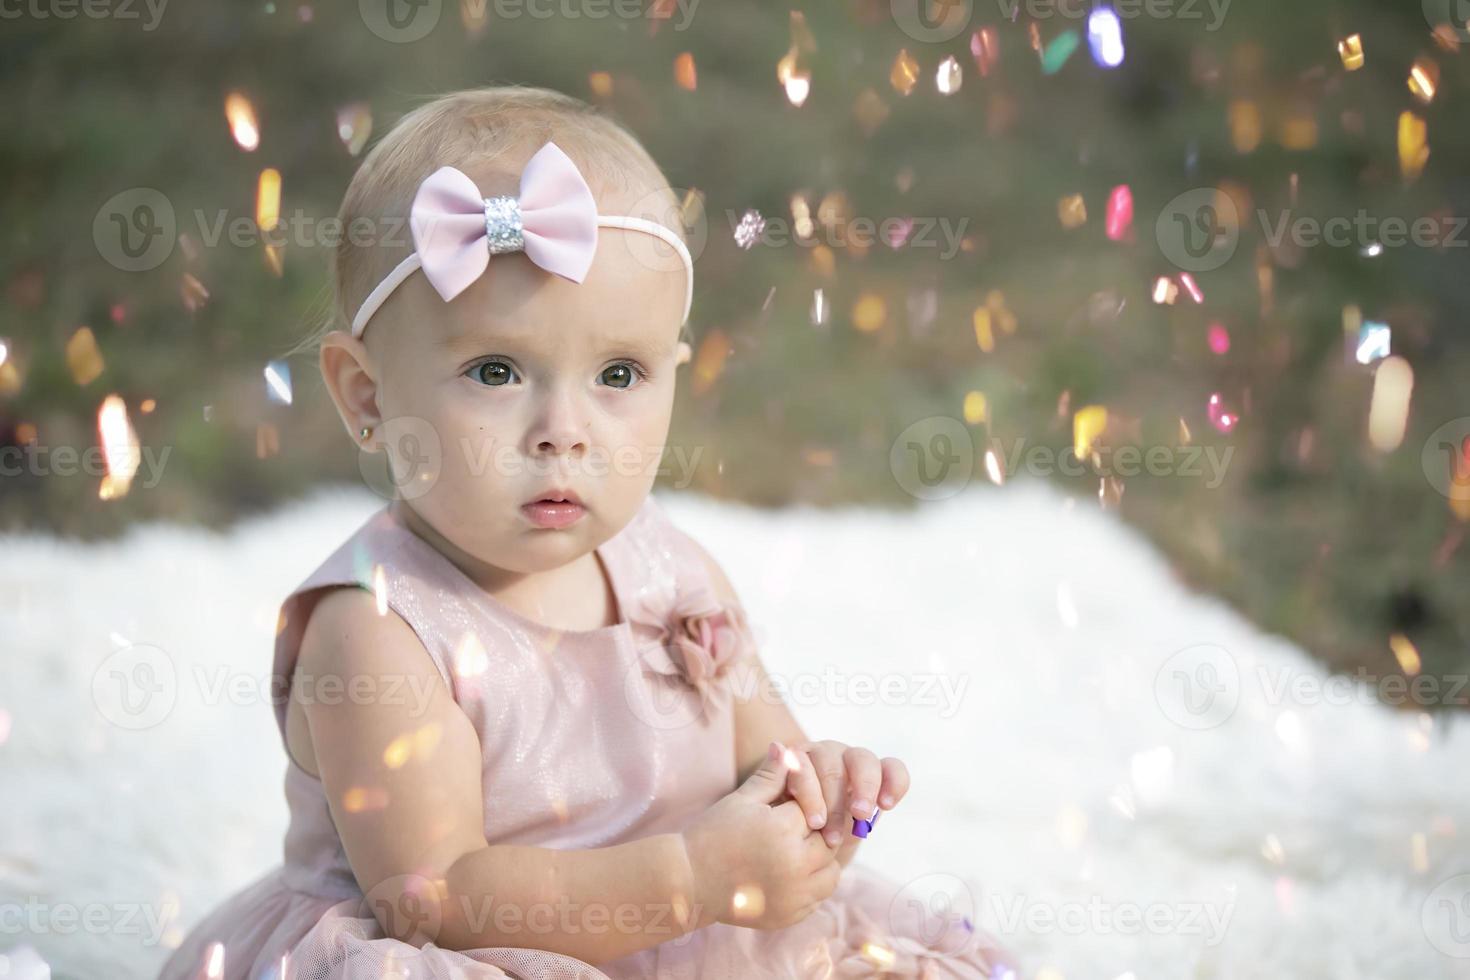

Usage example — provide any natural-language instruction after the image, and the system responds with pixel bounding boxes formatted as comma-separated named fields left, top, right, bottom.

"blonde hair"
left=292, top=85, right=689, bottom=355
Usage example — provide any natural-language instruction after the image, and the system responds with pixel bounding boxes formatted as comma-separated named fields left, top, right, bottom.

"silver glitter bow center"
left=482, top=195, right=525, bottom=255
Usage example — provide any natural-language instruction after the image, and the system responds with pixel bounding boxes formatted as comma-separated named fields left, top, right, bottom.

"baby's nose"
left=535, top=432, right=586, bottom=457
left=527, top=390, right=591, bottom=458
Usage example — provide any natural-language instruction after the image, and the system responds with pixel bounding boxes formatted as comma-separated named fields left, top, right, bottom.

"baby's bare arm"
left=668, top=530, right=809, bottom=787
left=297, top=588, right=703, bottom=965
left=673, top=532, right=875, bottom=869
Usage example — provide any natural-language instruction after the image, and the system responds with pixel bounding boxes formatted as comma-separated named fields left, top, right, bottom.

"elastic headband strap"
left=350, top=215, right=694, bottom=339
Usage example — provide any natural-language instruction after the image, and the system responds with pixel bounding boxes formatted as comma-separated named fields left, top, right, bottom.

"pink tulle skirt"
left=159, top=863, right=1020, bottom=980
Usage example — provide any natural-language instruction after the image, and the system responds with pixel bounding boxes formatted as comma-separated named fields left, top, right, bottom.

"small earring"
left=360, top=425, right=372, bottom=440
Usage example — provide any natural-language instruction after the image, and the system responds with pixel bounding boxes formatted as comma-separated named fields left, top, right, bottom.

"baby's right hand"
left=680, top=741, right=841, bottom=931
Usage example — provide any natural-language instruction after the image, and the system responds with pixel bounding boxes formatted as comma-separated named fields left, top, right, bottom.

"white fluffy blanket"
left=0, top=483, right=1463, bottom=979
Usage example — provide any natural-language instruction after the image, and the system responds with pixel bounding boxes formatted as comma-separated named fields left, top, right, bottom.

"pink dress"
left=157, top=494, right=1019, bottom=980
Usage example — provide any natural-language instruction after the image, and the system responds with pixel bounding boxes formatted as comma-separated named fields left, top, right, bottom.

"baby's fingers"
left=781, top=747, right=828, bottom=831
left=844, top=748, right=883, bottom=819
left=878, top=756, right=910, bottom=810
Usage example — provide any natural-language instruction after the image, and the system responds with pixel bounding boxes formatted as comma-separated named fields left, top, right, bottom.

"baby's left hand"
left=777, top=739, right=909, bottom=848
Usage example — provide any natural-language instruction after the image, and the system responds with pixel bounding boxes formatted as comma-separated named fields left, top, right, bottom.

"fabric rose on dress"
left=626, top=580, right=753, bottom=709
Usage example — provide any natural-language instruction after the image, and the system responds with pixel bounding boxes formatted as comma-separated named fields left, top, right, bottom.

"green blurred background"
left=2, top=0, right=1468, bottom=706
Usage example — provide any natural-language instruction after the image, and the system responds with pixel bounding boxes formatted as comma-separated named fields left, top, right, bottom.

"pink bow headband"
left=350, top=140, right=694, bottom=338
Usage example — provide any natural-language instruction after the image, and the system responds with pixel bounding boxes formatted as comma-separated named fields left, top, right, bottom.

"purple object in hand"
left=851, top=805, right=880, bottom=838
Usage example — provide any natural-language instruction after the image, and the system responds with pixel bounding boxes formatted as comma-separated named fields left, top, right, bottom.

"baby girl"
left=157, top=85, right=1017, bottom=979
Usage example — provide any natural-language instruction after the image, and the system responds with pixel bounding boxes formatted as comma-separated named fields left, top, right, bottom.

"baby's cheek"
left=414, top=425, right=517, bottom=522
left=445, top=422, right=513, bottom=483
left=587, top=422, right=659, bottom=484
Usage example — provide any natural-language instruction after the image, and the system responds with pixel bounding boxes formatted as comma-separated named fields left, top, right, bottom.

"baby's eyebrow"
left=438, top=329, right=669, bottom=360
left=437, top=331, right=498, bottom=358
left=436, top=325, right=537, bottom=354
left=595, top=336, right=669, bottom=360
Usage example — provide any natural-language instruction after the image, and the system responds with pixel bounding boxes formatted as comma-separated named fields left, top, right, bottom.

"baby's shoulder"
left=297, top=583, right=454, bottom=697
left=298, top=585, right=415, bottom=669
left=285, top=585, right=452, bottom=775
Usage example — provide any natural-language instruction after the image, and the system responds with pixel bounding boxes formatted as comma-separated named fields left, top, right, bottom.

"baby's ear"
left=675, top=340, right=692, bottom=366
left=319, top=330, right=382, bottom=449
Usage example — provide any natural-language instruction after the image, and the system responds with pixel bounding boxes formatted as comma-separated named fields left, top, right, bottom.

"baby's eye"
left=466, top=360, right=517, bottom=386
left=598, top=362, right=645, bottom=390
